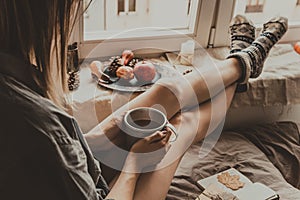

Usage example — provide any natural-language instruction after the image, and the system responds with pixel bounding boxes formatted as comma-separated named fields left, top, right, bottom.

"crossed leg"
left=86, top=58, right=241, bottom=151
left=84, top=56, right=240, bottom=192
left=85, top=58, right=240, bottom=185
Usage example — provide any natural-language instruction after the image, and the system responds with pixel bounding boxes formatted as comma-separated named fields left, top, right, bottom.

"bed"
left=167, top=121, right=300, bottom=199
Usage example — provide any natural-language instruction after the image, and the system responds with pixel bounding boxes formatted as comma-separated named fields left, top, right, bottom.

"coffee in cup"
left=123, top=107, right=178, bottom=142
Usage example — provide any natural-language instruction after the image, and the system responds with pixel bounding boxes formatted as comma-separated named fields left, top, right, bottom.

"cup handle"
left=165, top=123, right=178, bottom=142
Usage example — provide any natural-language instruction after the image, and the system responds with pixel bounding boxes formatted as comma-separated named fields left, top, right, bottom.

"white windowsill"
left=83, top=28, right=193, bottom=42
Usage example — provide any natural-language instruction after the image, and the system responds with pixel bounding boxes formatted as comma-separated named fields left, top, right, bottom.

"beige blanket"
left=167, top=121, right=300, bottom=200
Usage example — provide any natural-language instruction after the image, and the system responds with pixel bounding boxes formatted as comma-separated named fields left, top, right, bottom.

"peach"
left=116, top=66, right=134, bottom=80
left=133, top=61, right=156, bottom=83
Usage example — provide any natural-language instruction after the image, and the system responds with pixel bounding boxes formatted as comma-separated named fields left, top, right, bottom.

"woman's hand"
left=85, top=113, right=126, bottom=151
left=123, top=128, right=172, bottom=173
left=101, top=114, right=126, bottom=147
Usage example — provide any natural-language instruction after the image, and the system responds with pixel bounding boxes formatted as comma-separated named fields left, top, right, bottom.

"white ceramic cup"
left=123, top=107, right=178, bottom=142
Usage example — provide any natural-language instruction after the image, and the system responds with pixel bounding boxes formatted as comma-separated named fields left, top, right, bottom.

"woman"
left=0, top=0, right=287, bottom=199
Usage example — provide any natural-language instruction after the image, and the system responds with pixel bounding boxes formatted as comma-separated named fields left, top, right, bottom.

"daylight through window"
left=83, top=0, right=199, bottom=41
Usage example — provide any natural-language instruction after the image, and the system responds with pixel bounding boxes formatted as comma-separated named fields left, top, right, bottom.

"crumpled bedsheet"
left=167, top=121, right=300, bottom=200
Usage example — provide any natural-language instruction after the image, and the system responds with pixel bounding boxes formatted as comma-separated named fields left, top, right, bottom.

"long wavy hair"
left=0, top=0, right=82, bottom=107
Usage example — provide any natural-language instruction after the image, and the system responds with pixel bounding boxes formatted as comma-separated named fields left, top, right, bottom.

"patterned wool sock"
left=227, top=16, right=288, bottom=84
left=228, top=15, right=256, bottom=92
left=229, top=15, right=255, bottom=54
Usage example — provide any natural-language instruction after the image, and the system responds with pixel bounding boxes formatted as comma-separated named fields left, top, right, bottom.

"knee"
left=155, top=77, right=186, bottom=103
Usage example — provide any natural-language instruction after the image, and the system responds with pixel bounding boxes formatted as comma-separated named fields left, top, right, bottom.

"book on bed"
left=196, top=168, right=279, bottom=200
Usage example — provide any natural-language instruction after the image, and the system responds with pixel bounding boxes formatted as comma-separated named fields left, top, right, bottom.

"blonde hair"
left=0, top=0, right=82, bottom=108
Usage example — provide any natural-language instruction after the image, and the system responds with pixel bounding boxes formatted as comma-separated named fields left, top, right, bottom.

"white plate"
left=98, top=63, right=179, bottom=92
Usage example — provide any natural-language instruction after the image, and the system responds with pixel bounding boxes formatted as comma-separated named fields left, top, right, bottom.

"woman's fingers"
left=130, top=128, right=174, bottom=154
left=152, top=129, right=172, bottom=143
left=148, top=130, right=172, bottom=151
left=127, top=129, right=174, bottom=171
left=147, top=131, right=166, bottom=143
left=162, top=128, right=172, bottom=143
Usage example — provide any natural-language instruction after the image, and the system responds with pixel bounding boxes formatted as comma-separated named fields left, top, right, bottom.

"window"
left=212, top=0, right=300, bottom=47
left=245, top=0, right=265, bottom=13
left=118, top=0, right=136, bottom=15
left=79, top=0, right=219, bottom=58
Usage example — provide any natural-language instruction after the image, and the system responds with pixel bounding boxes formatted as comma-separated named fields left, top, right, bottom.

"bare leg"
left=133, top=84, right=237, bottom=199
left=86, top=58, right=241, bottom=150
left=113, top=58, right=240, bottom=119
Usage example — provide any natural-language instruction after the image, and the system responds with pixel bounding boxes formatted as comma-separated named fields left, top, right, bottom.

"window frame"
left=76, top=0, right=300, bottom=59
left=77, top=0, right=217, bottom=59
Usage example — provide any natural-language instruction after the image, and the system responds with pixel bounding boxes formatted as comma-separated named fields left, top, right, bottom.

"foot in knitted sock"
left=228, top=16, right=288, bottom=84
left=229, top=15, right=255, bottom=54
left=228, top=15, right=256, bottom=92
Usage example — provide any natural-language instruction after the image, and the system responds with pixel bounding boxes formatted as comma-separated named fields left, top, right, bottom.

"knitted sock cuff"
left=226, top=52, right=251, bottom=84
